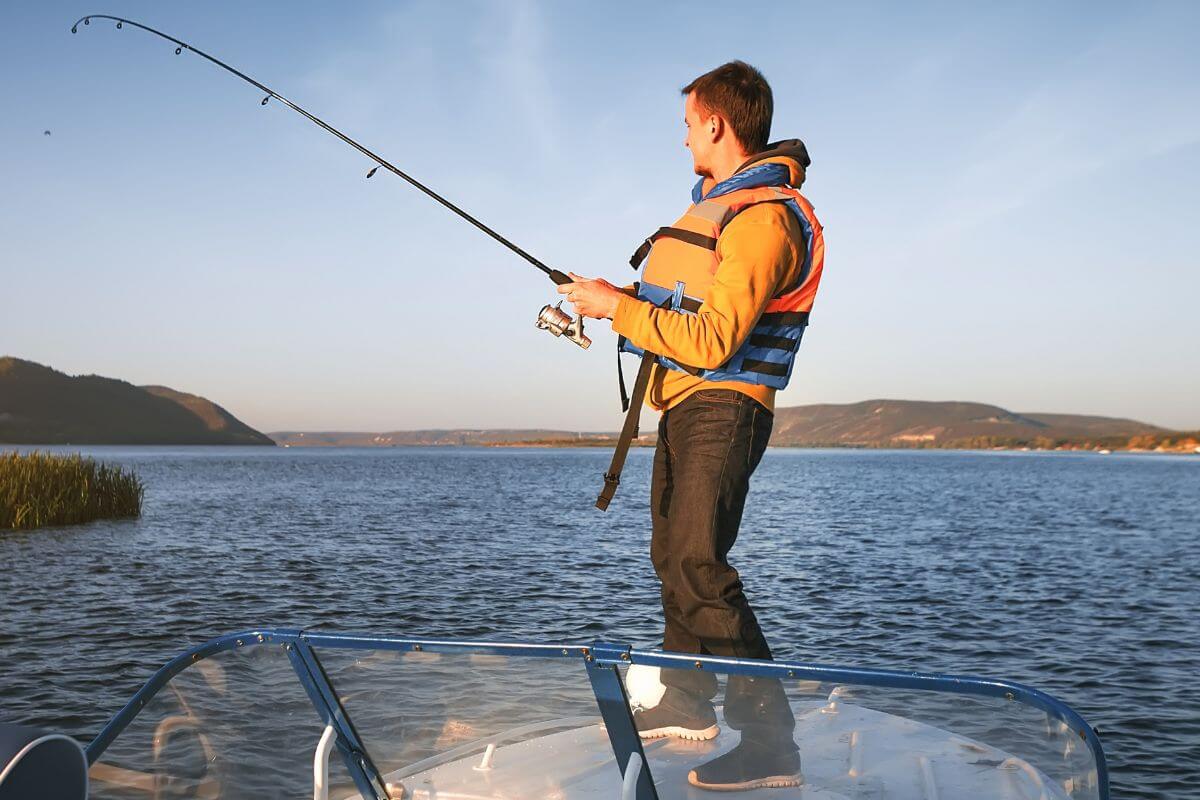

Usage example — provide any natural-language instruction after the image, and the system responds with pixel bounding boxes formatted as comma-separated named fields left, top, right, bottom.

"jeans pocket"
left=693, top=388, right=744, bottom=405
left=746, top=403, right=773, bottom=472
left=747, top=403, right=761, bottom=471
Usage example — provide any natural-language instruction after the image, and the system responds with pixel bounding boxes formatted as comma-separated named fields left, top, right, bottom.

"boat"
left=0, top=628, right=1108, bottom=799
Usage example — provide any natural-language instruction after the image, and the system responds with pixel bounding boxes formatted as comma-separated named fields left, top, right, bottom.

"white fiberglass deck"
left=349, top=695, right=1072, bottom=800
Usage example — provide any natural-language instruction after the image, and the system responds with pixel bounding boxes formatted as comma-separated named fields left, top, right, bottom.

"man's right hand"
left=558, top=272, right=625, bottom=320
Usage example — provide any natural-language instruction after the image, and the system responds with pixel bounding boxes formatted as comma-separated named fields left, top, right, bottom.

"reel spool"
left=535, top=302, right=591, bottom=349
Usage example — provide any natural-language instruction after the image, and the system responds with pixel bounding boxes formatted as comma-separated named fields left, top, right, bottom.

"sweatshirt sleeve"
left=611, top=203, right=798, bottom=369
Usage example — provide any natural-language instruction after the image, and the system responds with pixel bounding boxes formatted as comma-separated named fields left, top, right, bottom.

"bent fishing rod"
left=71, top=13, right=590, bottom=349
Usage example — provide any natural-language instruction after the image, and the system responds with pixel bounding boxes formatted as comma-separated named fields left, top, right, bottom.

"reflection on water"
left=0, top=447, right=1197, bottom=799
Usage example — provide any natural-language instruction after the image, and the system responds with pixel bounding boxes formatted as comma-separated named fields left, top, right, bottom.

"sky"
left=1, top=1, right=1198, bottom=432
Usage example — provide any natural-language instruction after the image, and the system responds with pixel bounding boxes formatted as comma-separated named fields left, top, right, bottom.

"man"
left=560, top=60, right=825, bottom=791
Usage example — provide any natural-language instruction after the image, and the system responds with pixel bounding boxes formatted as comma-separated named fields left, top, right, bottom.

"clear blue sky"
left=2, top=2, right=1197, bottom=432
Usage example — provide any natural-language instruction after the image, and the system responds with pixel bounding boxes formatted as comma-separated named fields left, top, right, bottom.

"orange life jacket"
left=621, top=162, right=825, bottom=388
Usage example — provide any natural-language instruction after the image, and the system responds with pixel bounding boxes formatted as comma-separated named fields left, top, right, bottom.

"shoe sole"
left=638, top=723, right=720, bottom=741
left=687, top=770, right=805, bottom=791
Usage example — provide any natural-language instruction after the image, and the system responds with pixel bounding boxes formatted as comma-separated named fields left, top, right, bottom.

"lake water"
left=0, top=446, right=1197, bottom=798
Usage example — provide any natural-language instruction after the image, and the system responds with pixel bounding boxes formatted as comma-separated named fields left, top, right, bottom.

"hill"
left=0, top=357, right=273, bottom=445
left=769, top=400, right=1165, bottom=448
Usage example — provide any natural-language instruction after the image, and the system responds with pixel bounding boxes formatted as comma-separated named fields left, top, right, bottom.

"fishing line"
left=73, top=14, right=717, bottom=511
left=71, top=14, right=592, bottom=350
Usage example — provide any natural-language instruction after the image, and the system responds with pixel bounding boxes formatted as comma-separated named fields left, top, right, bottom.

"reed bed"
left=0, top=451, right=144, bottom=530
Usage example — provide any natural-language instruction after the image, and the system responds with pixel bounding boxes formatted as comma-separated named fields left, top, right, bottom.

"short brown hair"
left=682, top=61, right=773, bottom=154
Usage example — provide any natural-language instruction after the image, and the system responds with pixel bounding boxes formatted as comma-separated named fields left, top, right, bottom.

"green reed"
left=0, top=451, right=144, bottom=530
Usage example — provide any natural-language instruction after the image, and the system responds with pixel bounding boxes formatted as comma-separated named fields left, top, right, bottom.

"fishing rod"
left=71, top=13, right=591, bottom=349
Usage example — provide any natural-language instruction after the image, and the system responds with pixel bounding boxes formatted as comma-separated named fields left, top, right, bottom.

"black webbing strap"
left=596, top=350, right=657, bottom=511
left=748, top=333, right=798, bottom=352
left=629, top=227, right=719, bottom=269
left=742, top=358, right=789, bottom=377
left=616, top=337, right=630, bottom=412
left=758, top=310, right=810, bottom=327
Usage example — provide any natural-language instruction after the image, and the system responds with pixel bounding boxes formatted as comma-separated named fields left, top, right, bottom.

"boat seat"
left=0, top=722, right=88, bottom=800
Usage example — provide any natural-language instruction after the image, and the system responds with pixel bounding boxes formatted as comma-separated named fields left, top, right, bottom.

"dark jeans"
left=650, top=388, right=795, bottom=743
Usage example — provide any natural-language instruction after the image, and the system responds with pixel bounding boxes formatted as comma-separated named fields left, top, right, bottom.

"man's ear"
left=708, top=113, right=725, bottom=143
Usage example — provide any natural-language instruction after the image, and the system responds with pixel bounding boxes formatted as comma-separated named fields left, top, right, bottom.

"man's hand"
left=557, top=272, right=624, bottom=320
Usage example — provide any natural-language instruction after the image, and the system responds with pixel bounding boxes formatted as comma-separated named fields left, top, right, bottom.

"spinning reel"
left=535, top=302, right=591, bottom=349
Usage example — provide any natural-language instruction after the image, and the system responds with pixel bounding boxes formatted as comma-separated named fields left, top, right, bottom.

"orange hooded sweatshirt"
left=611, top=141, right=811, bottom=412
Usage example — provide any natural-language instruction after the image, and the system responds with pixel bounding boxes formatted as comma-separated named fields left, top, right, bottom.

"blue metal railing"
left=85, top=628, right=1109, bottom=800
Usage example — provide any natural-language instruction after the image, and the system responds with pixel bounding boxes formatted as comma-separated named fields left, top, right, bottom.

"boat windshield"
left=85, top=630, right=1106, bottom=800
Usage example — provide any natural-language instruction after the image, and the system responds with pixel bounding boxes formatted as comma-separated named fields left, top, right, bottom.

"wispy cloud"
left=924, top=12, right=1200, bottom=240
left=292, top=1, right=562, bottom=167
left=473, top=0, right=562, bottom=164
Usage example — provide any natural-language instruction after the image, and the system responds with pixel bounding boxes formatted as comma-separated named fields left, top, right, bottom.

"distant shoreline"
left=490, top=441, right=1200, bottom=453
left=4, top=440, right=1197, bottom=455
left=481, top=438, right=1200, bottom=453
left=266, top=400, right=1198, bottom=453
left=4, top=358, right=1196, bottom=453
left=276, top=438, right=1200, bottom=455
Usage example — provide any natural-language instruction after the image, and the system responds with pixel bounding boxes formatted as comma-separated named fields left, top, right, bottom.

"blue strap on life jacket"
left=692, top=162, right=793, bottom=203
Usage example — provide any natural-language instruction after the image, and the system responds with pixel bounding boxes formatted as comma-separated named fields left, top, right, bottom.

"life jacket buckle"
left=670, top=281, right=686, bottom=311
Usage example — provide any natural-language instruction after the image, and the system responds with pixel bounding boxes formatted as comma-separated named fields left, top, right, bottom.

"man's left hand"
left=558, top=272, right=624, bottom=320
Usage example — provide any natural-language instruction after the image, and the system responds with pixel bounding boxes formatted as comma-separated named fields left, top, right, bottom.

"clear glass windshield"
left=88, top=640, right=331, bottom=800
left=641, top=661, right=1101, bottom=800
left=85, top=636, right=1104, bottom=800
left=312, top=644, right=613, bottom=798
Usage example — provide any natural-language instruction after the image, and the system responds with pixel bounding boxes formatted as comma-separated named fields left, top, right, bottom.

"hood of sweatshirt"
left=694, top=138, right=811, bottom=200
left=736, top=138, right=810, bottom=187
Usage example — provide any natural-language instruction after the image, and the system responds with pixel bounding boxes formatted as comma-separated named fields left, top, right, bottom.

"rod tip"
left=71, top=26, right=77, bottom=34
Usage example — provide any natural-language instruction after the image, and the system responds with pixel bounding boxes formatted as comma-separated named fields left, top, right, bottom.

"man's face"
left=683, top=92, right=716, bottom=177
